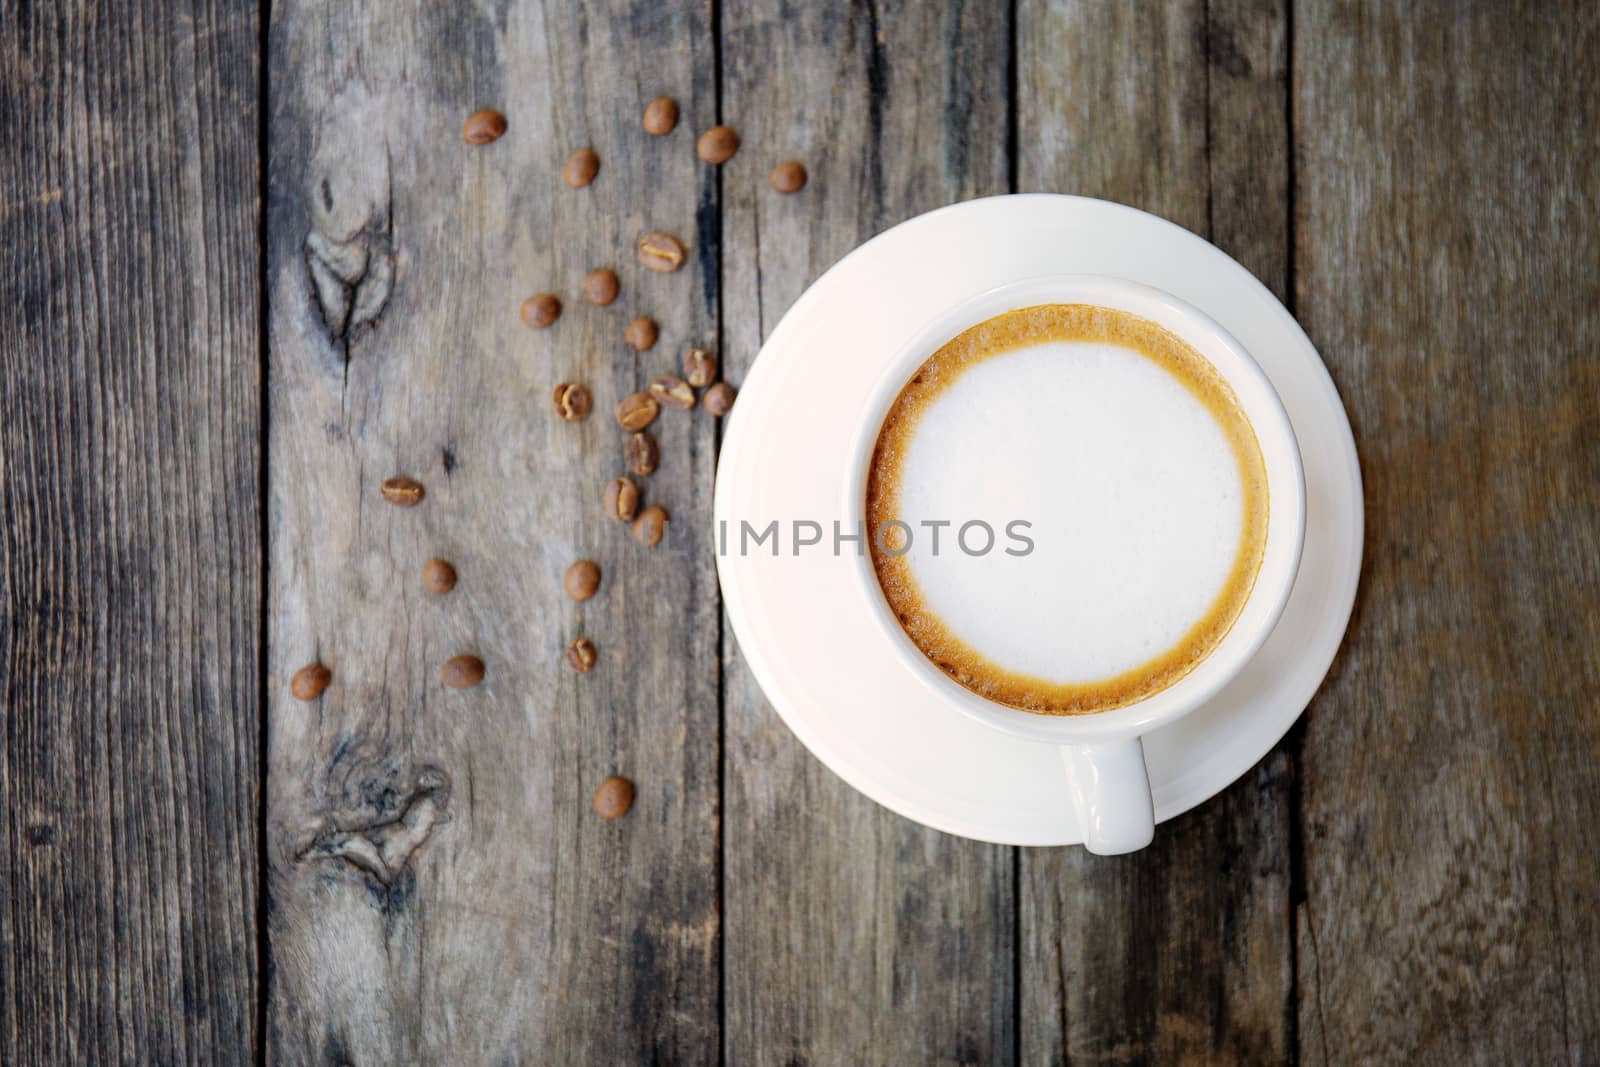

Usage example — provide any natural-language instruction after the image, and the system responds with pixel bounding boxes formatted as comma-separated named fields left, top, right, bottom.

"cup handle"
left=1060, top=739, right=1155, bottom=854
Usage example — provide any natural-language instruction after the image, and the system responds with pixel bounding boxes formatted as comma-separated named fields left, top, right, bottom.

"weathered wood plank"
left=1293, top=3, right=1600, bottom=1062
left=0, top=1, right=263, bottom=1063
left=719, top=3, right=1016, bottom=1064
left=265, top=1, right=719, bottom=1061
left=1016, top=1, right=1296, bottom=1062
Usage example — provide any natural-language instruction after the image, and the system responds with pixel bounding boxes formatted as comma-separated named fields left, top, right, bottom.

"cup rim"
left=841, top=273, right=1307, bottom=745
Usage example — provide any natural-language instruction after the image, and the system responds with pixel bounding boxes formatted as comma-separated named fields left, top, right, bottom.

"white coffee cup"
left=842, top=275, right=1305, bottom=854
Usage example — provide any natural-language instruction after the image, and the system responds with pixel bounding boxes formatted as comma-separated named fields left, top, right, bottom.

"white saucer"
left=713, top=195, right=1363, bottom=846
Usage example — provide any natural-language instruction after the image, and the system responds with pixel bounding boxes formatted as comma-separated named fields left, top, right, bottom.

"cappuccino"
left=866, top=304, right=1269, bottom=715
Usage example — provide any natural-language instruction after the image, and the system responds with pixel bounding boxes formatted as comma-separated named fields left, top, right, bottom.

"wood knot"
left=305, top=217, right=393, bottom=349
left=298, top=766, right=450, bottom=884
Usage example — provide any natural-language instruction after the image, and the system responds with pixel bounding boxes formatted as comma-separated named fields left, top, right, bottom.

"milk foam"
left=892, top=340, right=1244, bottom=684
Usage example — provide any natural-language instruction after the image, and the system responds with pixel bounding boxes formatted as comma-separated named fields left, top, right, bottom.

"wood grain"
left=5, top=1, right=1598, bottom=1062
left=1292, top=2, right=1600, bottom=1062
left=0, top=0, right=262, bottom=1063
left=718, top=3, right=1017, bottom=1064
left=1016, top=1, right=1296, bottom=1063
left=264, top=1, right=719, bottom=1061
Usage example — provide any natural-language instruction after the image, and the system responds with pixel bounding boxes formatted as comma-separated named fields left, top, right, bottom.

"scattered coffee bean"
left=290, top=662, right=331, bottom=701
left=770, top=160, right=808, bottom=193
left=615, top=391, right=660, bottom=431
left=625, top=431, right=659, bottom=476
left=423, top=558, right=458, bottom=594
left=563, top=147, right=600, bottom=188
left=593, top=776, right=635, bottom=819
left=683, top=347, right=717, bottom=388
left=643, top=97, right=679, bottom=136
left=637, top=231, right=687, bottom=273
left=625, top=317, right=659, bottom=351
left=696, top=124, right=740, bottom=164
left=702, top=381, right=737, bottom=417
left=650, top=375, right=695, bottom=411
left=521, top=293, right=561, bottom=329
left=632, top=504, right=669, bottom=547
left=604, top=476, right=640, bottom=521
left=584, top=267, right=620, bottom=306
left=564, top=637, right=597, bottom=673
left=564, top=559, right=602, bottom=601
left=463, top=108, right=507, bottom=144
left=380, top=476, right=425, bottom=507
left=441, top=654, right=486, bottom=689
left=552, top=382, right=592, bottom=421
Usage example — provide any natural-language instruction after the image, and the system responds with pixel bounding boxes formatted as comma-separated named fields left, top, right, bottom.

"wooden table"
left=3, top=2, right=1596, bottom=1063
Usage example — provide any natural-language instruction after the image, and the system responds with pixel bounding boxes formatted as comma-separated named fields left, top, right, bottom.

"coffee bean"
left=380, top=476, right=425, bottom=507
left=564, top=559, right=601, bottom=601
left=625, top=431, right=659, bottom=476
left=637, top=231, right=687, bottom=273
left=615, top=392, right=660, bottom=431
left=650, top=375, right=695, bottom=411
left=552, top=382, right=592, bottom=421
left=770, top=160, right=808, bottom=193
left=702, top=381, right=736, bottom=417
left=643, top=97, right=679, bottom=135
left=625, top=317, right=659, bottom=351
left=564, top=637, right=597, bottom=673
left=632, top=504, right=669, bottom=547
left=593, top=776, right=635, bottom=819
left=422, top=558, right=458, bottom=594
left=604, top=476, right=640, bottom=521
left=696, top=125, right=740, bottom=164
left=521, top=293, right=561, bottom=329
left=683, top=347, right=717, bottom=388
left=563, top=147, right=600, bottom=188
left=584, top=268, right=619, bottom=306
left=463, top=108, right=507, bottom=144
left=441, top=654, right=486, bottom=689
left=290, top=662, right=331, bottom=701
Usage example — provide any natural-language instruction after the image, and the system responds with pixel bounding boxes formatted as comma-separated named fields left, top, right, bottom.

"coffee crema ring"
left=865, top=303, right=1269, bottom=716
